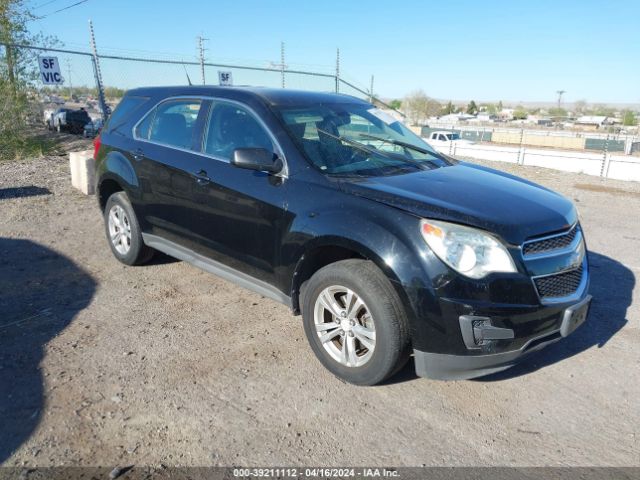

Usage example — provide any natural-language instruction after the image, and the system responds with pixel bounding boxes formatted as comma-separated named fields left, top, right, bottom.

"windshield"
left=274, top=102, right=454, bottom=177
left=447, top=133, right=460, bottom=141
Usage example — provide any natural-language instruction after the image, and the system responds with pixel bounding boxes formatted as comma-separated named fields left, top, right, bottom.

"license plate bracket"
left=560, top=295, right=592, bottom=337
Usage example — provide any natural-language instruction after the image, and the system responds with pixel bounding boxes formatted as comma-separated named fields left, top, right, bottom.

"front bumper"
left=414, top=294, right=592, bottom=380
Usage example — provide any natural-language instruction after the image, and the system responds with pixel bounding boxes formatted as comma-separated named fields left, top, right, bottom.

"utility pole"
left=556, top=90, right=566, bottom=109
left=280, top=41, right=285, bottom=88
left=335, top=48, right=340, bottom=93
left=197, top=35, right=208, bottom=85
left=369, top=75, right=374, bottom=103
left=66, top=59, right=73, bottom=100
left=89, top=20, right=109, bottom=121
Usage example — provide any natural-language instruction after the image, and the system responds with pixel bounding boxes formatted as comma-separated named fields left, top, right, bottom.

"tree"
left=466, top=100, right=478, bottom=115
left=497, top=100, right=503, bottom=112
left=574, top=99, right=588, bottom=114
left=592, top=104, right=616, bottom=117
left=513, top=105, right=528, bottom=120
left=403, top=89, right=440, bottom=125
left=0, top=0, right=59, bottom=160
left=389, top=99, right=402, bottom=110
left=548, top=107, right=568, bottom=118
left=485, top=103, right=498, bottom=115
left=622, top=110, right=638, bottom=126
left=443, top=101, right=455, bottom=115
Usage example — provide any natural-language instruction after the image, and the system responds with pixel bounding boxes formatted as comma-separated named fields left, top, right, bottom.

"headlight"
left=420, top=219, right=517, bottom=279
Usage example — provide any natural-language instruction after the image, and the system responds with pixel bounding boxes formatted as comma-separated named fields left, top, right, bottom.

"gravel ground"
left=0, top=147, right=638, bottom=468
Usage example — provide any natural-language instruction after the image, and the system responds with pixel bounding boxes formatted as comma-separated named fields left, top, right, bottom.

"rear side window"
left=147, top=99, right=202, bottom=149
left=104, top=96, right=147, bottom=134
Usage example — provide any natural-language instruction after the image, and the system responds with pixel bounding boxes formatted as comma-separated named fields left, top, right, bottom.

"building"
left=575, top=115, right=608, bottom=130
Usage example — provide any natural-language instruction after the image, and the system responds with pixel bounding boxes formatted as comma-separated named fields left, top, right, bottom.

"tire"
left=104, top=191, right=154, bottom=266
left=301, top=259, right=410, bottom=386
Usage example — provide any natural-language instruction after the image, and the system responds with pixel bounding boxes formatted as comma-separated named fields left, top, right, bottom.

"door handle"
left=132, top=148, right=145, bottom=161
left=194, top=169, right=211, bottom=184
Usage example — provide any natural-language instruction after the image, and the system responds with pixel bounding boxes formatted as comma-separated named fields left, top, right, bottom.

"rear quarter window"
left=104, top=96, right=149, bottom=135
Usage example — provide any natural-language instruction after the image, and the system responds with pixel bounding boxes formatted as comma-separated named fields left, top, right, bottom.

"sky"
left=27, top=0, right=640, bottom=104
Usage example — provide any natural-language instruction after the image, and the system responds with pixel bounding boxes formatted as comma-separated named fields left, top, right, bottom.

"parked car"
left=46, top=107, right=70, bottom=130
left=43, top=107, right=55, bottom=127
left=94, top=87, right=591, bottom=385
left=83, top=118, right=104, bottom=138
left=52, top=108, right=92, bottom=134
left=425, top=130, right=474, bottom=149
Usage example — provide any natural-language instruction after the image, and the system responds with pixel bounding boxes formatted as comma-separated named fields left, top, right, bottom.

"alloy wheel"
left=107, top=204, right=132, bottom=255
left=313, top=285, right=376, bottom=367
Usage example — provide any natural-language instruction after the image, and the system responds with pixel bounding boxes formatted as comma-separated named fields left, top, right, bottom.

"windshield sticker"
left=367, top=108, right=399, bottom=126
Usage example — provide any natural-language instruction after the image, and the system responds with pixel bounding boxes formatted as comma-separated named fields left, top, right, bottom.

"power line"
left=32, top=0, right=63, bottom=9
left=39, top=0, right=89, bottom=19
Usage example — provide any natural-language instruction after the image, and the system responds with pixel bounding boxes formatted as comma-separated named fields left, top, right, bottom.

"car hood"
left=338, top=162, right=577, bottom=245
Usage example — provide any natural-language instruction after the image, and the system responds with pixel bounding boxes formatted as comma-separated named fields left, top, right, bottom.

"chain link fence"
left=1, top=42, right=400, bottom=122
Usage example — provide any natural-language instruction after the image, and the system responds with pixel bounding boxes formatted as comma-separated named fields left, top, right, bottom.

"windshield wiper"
left=355, top=133, right=434, bottom=155
left=316, top=128, right=388, bottom=156
left=316, top=128, right=430, bottom=171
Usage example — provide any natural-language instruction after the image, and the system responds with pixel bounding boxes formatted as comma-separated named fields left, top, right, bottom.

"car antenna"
left=183, top=64, right=193, bottom=86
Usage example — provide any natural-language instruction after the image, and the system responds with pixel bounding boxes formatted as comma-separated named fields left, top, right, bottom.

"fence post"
left=600, top=135, right=610, bottom=178
left=88, top=20, right=109, bottom=122
left=517, top=128, right=525, bottom=165
left=197, top=36, right=207, bottom=85
left=335, top=48, right=340, bottom=93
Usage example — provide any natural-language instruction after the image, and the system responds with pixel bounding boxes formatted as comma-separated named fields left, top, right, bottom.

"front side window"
left=146, top=99, right=201, bottom=149
left=274, top=103, right=452, bottom=177
left=204, top=102, right=274, bottom=160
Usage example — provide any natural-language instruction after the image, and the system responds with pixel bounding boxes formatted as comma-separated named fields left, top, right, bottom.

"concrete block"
left=69, top=149, right=96, bottom=195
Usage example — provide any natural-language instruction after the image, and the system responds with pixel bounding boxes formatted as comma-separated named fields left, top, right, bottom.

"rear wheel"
left=301, top=259, right=410, bottom=386
left=104, top=192, right=154, bottom=265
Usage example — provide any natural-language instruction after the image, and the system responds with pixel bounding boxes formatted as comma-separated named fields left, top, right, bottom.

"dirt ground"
left=0, top=145, right=638, bottom=468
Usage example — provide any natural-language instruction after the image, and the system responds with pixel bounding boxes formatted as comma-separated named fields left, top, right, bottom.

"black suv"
left=94, top=86, right=591, bottom=385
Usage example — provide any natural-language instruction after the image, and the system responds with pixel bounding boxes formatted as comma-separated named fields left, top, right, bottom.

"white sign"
left=38, top=56, right=64, bottom=85
left=218, top=71, right=233, bottom=86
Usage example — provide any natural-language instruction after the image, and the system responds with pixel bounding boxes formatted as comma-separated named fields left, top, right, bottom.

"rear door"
left=132, top=98, right=211, bottom=250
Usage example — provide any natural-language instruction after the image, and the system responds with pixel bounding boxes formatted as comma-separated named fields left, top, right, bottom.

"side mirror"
left=231, top=148, right=283, bottom=174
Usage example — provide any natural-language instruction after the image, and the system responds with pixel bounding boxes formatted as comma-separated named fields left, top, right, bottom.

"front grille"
left=523, top=225, right=579, bottom=256
left=534, top=265, right=584, bottom=299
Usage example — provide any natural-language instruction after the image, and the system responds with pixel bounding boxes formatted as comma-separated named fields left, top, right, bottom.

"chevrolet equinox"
left=94, top=86, right=591, bottom=385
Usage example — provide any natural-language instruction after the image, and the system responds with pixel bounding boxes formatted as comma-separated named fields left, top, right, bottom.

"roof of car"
left=125, top=86, right=369, bottom=108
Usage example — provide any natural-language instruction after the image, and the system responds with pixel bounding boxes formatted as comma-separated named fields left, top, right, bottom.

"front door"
left=187, top=100, right=290, bottom=286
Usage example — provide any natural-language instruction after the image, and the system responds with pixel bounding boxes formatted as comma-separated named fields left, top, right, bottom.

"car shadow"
left=0, top=238, right=96, bottom=464
left=384, top=251, right=633, bottom=385
left=146, top=251, right=180, bottom=266
left=0, top=186, right=51, bottom=200
left=476, top=251, right=632, bottom=381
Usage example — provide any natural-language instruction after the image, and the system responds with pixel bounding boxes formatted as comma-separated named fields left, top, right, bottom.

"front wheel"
left=301, top=259, right=410, bottom=386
